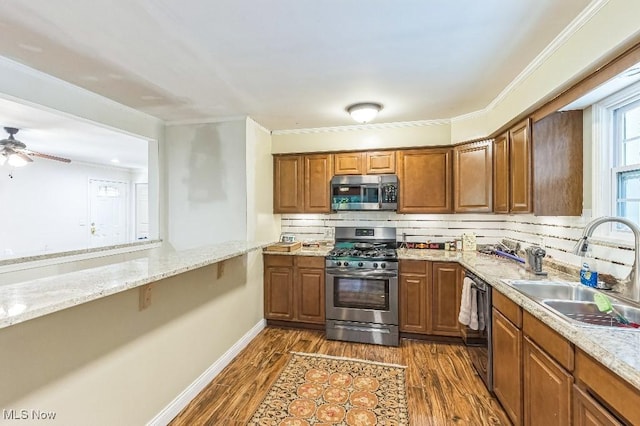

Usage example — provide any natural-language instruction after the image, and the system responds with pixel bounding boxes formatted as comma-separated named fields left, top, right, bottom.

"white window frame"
left=593, top=80, right=640, bottom=243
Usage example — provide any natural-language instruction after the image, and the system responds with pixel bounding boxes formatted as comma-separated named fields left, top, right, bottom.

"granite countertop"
left=262, top=245, right=333, bottom=257
left=399, top=249, right=640, bottom=392
left=0, top=240, right=272, bottom=329
left=267, top=247, right=640, bottom=391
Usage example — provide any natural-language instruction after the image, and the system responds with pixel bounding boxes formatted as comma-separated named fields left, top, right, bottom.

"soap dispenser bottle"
left=580, top=248, right=598, bottom=288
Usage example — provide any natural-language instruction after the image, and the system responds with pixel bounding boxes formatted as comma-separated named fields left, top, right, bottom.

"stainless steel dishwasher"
left=462, top=270, right=493, bottom=392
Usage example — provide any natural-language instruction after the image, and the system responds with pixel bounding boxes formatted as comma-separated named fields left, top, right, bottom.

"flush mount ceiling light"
left=346, top=103, right=383, bottom=124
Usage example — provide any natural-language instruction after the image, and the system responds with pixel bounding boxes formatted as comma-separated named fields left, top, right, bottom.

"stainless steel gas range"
left=325, top=226, right=399, bottom=346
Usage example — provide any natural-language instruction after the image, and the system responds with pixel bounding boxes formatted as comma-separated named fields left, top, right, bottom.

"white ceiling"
left=0, top=98, right=148, bottom=169
left=0, top=0, right=593, bottom=131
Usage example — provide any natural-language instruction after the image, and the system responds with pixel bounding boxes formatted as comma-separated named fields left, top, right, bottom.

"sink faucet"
left=573, top=216, right=640, bottom=302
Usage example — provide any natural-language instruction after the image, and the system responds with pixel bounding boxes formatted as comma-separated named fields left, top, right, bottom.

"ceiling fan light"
left=347, top=103, right=383, bottom=124
left=7, top=151, right=32, bottom=167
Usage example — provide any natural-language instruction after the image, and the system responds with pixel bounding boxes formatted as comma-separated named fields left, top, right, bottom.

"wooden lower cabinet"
left=431, top=262, right=462, bottom=336
left=399, top=261, right=430, bottom=333
left=523, top=336, right=572, bottom=426
left=492, top=307, right=523, bottom=425
left=264, top=255, right=325, bottom=325
left=296, top=267, right=325, bottom=323
left=573, top=385, right=622, bottom=426
left=399, top=260, right=461, bottom=337
left=264, top=263, right=295, bottom=321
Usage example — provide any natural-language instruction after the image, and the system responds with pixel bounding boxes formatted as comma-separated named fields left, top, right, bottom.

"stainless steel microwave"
left=330, top=174, right=398, bottom=211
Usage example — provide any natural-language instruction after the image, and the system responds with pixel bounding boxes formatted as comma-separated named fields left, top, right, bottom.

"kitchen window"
left=593, top=81, right=640, bottom=241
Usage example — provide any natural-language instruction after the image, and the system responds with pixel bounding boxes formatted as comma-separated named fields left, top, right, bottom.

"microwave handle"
left=378, top=176, right=382, bottom=208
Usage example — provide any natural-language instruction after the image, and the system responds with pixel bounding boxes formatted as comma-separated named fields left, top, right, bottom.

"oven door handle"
left=326, top=268, right=398, bottom=279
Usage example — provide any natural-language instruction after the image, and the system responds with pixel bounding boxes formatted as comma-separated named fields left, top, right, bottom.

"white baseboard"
left=147, top=319, right=266, bottom=426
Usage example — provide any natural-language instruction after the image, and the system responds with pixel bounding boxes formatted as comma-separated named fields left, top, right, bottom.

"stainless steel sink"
left=510, top=282, right=602, bottom=302
left=542, top=300, right=640, bottom=329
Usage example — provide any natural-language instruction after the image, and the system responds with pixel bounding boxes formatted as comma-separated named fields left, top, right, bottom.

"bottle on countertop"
left=580, top=248, right=598, bottom=288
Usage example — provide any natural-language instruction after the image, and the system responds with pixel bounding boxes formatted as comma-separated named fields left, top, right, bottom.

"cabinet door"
left=304, top=154, right=333, bottom=213
left=296, top=267, right=325, bottom=324
left=274, top=155, right=304, bottom=213
left=397, top=148, right=452, bottom=213
left=366, top=151, right=396, bottom=174
left=431, top=262, right=462, bottom=336
left=509, top=119, right=532, bottom=213
left=523, top=337, right=572, bottom=426
left=573, top=385, right=622, bottom=426
left=533, top=110, right=583, bottom=216
left=264, top=267, right=294, bottom=320
left=399, top=274, right=429, bottom=333
left=493, top=308, right=523, bottom=426
left=334, top=152, right=364, bottom=175
left=454, top=141, right=493, bottom=212
left=493, top=133, right=509, bottom=214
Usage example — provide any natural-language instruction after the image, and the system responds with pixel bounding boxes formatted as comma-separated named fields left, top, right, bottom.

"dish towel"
left=477, top=290, right=486, bottom=331
left=458, top=277, right=473, bottom=326
left=469, top=287, right=479, bottom=330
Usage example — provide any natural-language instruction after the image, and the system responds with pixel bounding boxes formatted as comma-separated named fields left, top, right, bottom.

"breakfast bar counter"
left=0, top=240, right=272, bottom=330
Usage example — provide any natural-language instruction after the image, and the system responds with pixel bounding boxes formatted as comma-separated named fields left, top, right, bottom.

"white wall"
left=166, top=120, right=248, bottom=250
left=272, top=121, right=451, bottom=153
left=0, top=160, right=140, bottom=258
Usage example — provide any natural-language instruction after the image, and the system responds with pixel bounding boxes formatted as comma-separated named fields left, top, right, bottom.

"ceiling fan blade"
left=28, top=150, right=72, bottom=163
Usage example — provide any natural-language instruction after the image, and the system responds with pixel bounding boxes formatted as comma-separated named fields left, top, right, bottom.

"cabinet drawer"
left=399, top=259, right=428, bottom=275
left=493, top=291, right=522, bottom=327
left=264, top=254, right=294, bottom=267
left=523, top=311, right=574, bottom=372
left=295, top=256, right=325, bottom=268
left=575, top=349, right=640, bottom=425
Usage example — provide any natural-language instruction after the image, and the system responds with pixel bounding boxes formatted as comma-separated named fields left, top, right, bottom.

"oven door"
left=325, top=268, right=398, bottom=325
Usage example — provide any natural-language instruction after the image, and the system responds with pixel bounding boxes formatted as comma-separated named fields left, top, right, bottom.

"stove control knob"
left=358, top=262, right=364, bottom=267
left=343, top=262, right=349, bottom=267
left=380, top=263, right=386, bottom=269
left=336, top=261, right=342, bottom=267
left=373, top=263, right=379, bottom=269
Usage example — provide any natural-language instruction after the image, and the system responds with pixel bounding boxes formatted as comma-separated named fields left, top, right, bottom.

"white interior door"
left=135, top=183, right=149, bottom=240
left=89, top=179, right=128, bottom=248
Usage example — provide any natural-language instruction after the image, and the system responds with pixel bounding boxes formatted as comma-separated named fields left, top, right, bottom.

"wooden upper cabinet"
left=366, top=151, right=396, bottom=174
left=334, top=152, right=364, bottom=175
left=493, top=133, right=510, bottom=213
left=533, top=110, right=583, bottom=216
left=304, top=154, right=333, bottom=213
left=398, top=148, right=452, bottom=213
left=509, top=119, right=532, bottom=213
left=454, top=140, right=493, bottom=212
left=274, top=155, right=304, bottom=213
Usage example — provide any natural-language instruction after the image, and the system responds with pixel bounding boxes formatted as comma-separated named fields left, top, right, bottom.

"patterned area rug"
left=249, top=352, right=408, bottom=425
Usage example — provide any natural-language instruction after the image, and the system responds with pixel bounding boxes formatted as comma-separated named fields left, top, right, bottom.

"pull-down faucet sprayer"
left=573, top=216, right=640, bottom=303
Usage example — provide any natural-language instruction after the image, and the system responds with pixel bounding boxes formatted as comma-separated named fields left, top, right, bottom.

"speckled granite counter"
left=0, top=240, right=272, bottom=330
left=268, top=247, right=640, bottom=391
left=399, top=249, right=640, bottom=392
left=262, top=246, right=333, bottom=257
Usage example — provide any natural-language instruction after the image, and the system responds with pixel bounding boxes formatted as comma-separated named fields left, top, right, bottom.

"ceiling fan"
left=0, top=127, right=71, bottom=167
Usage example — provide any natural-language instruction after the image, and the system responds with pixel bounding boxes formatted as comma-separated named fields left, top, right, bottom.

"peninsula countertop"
left=0, top=240, right=272, bottom=330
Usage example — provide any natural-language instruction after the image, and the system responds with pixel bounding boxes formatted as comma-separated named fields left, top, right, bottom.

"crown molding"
left=246, top=117, right=272, bottom=135
left=484, top=0, right=610, bottom=113
left=164, top=115, right=248, bottom=126
left=271, top=118, right=451, bottom=136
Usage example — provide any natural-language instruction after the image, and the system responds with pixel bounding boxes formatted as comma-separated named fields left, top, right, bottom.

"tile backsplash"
left=280, top=212, right=635, bottom=281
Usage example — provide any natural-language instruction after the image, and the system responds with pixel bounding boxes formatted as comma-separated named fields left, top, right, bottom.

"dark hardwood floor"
left=170, top=327, right=509, bottom=425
